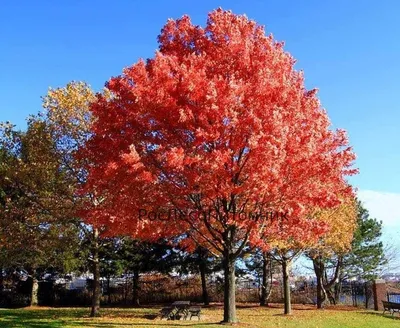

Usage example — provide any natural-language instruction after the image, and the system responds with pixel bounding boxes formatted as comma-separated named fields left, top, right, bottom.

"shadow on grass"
left=70, top=323, right=217, bottom=327
left=0, top=322, right=62, bottom=328
left=3, top=308, right=88, bottom=317
left=359, top=311, right=400, bottom=320
left=255, top=304, right=316, bottom=312
left=0, top=319, right=218, bottom=328
left=0, top=309, right=87, bottom=328
left=0, top=308, right=218, bottom=328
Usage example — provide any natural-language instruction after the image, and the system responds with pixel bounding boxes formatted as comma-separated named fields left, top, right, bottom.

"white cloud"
left=357, top=189, right=400, bottom=227
left=357, top=189, right=400, bottom=269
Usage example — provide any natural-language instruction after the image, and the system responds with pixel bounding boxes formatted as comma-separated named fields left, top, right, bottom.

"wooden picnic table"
left=171, top=301, right=190, bottom=319
left=160, top=301, right=201, bottom=321
left=160, top=301, right=190, bottom=320
left=171, top=301, right=190, bottom=307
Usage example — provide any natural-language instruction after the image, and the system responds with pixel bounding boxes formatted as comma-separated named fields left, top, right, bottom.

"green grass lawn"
left=0, top=304, right=399, bottom=328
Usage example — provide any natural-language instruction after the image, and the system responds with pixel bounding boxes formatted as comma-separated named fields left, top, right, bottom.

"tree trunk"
left=326, top=288, right=336, bottom=305
left=316, top=276, right=324, bottom=308
left=30, top=274, right=39, bottom=306
left=313, top=257, right=326, bottom=309
left=282, top=259, right=292, bottom=315
left=0, top=267, right=4, bottom=292
left=199, top=261, right=209, bottom=306
left=132, top=269, right=140, bottom=307
left=323, top=256, right=342, bottom=305
left=223, top=254, right=237, bottom=323
left=124, top=274, right=128, bottom=305
left=90, top=228, right=101, bottom=317
left=316, top=275, right=327, bottom=308
left=107, top=276, right=111, bottom=305
left=334, top=280, right=342, bottom=304
left=260, top=252, right=271, bottom=306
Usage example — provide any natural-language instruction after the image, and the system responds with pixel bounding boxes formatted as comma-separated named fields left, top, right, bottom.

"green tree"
left=177, top=246, right=222, bottom=305
left=340, top=200, right=387, bottom=280
left=0, top=120, right=81, bottom=306
left=244, top=250, right=277, bottom=306
left=98, top=238, right=124, bottom=305
left=118, top=238, right=178, bottom=307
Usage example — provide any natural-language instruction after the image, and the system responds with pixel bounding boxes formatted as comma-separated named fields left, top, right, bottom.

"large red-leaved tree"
left=81, top=9, right=357, bottom=323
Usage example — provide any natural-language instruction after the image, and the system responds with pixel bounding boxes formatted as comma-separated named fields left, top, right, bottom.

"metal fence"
left=0, top=275, right=382, bottom=308
left=106, top=277, right=376, bottom=308
left=388, top=292, right=400, bottom=303
left=338, top=281, right=374, bottom=308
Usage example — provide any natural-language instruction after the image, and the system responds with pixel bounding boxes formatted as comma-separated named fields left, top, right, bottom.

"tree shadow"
left=60, top=321, right=218, bottom=327
left=0, top=308, right=88, bottom=319
left=0, top=308, right=88, bottom=328
left=0, top=308, right=217, bottom=328
left=359, top=311, right=400, bottom=320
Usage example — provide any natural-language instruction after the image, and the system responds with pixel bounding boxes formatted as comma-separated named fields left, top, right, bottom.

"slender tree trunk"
left=334, top=279, right=342, bottom=304
left=199, top=261, right=209, bottom=305
left=223, top=253, right=237, bottom=323
left=30, top=270, right=39, bottom=306
left=107, top=276, right=111, bottom=305
left=0, top=267, right=4, bottom=292
left=316, top=276, right=324, bottom=308
left=90, top=228, right=101, bottom=317
left=124, top=274, right=128, bottom=305
left=326, top=289, right=336, bottom=305
left=260, top=252, right=271, bottom=306
left=132, top=269, right=140, bottom=307
left=316, top=275, right=327, bottom=308
left=282, top=259, right=292, bottom=315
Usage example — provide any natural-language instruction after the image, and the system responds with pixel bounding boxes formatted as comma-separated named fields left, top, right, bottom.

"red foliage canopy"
left=81, top=9, right=357, bottom=253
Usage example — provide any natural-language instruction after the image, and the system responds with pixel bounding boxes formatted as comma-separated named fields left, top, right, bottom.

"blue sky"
left=1, top=1, right=399, bottom=244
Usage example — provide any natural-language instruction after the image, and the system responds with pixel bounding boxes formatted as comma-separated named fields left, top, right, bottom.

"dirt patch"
left=23, top=306, right=53, bottom=310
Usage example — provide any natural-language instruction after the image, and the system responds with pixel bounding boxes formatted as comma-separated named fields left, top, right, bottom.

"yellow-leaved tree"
left=306, top=197, right=357, bottom=308
left=41, top=81, right=105, bottom=317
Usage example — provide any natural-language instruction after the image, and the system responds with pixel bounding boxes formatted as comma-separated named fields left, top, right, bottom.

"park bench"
left=382, top=300, right=400, bottom=316
left=160, top=301, right=195, bottom=320
left=160, top=306, right=179, bottom=320
left=187, top=306, right=201, bottom=320
left=172, top=301, right=191, bottom=319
